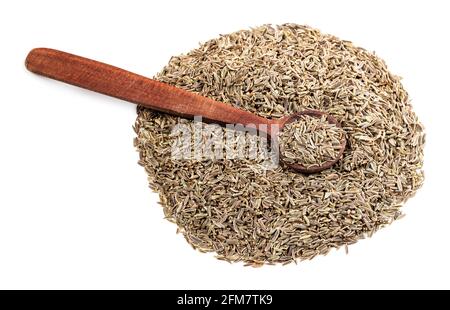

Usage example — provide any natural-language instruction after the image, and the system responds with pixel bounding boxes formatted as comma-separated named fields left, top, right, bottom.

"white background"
left=1, top=0, right=449, bottom=289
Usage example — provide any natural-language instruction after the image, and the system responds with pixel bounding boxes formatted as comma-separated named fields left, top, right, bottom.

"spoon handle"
left=25, top=48, right=272, bottom=128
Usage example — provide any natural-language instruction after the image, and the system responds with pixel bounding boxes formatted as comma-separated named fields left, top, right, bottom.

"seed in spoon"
left=278, top=115, right=346, bottom=168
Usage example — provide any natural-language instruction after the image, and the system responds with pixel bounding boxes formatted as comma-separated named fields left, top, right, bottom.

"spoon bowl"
left=275, top=110, right=346, bottom=173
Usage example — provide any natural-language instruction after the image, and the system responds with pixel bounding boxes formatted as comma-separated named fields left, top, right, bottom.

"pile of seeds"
left=279, top=115, right=345, bottom=167
left=134, top=24, right=425, bottom=265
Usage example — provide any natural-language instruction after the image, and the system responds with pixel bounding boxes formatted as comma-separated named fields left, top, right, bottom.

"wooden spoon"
left=25, top=48, right=346, bottom=173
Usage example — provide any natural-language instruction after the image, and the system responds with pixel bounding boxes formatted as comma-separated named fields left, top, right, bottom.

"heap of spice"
left=134, top=24, right=425, bottom=266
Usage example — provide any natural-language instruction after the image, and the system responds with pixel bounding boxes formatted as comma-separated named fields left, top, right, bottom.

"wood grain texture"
left=25, top=48, right=273, bottom=131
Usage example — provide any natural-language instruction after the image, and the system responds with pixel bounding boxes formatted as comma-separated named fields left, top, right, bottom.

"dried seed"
left=134, top=24, right=425, bottom=265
